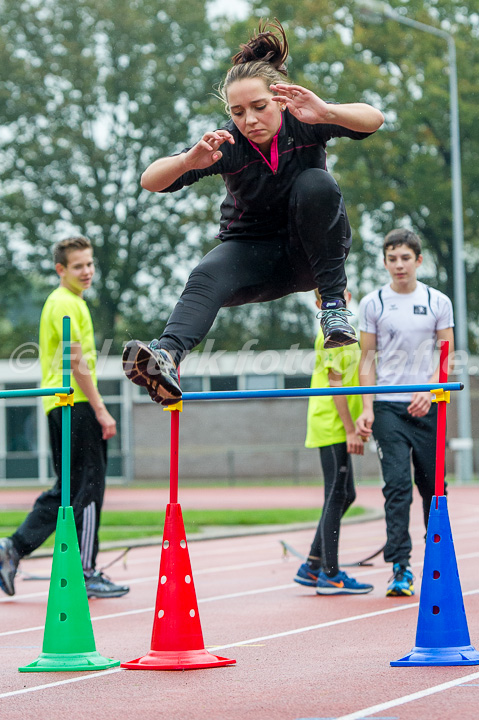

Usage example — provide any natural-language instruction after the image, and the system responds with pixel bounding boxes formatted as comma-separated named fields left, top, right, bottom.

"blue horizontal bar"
left=0, top=387, right=73, bottom=399
left=182, top=382, right=463, bottom=402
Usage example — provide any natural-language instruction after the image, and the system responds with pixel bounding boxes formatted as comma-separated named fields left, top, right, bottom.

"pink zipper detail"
left=247, top=115, right=282, bottom=174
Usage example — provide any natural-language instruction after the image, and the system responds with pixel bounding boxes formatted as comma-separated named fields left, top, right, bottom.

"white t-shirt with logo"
left=358, top=281, right=454, bottom=402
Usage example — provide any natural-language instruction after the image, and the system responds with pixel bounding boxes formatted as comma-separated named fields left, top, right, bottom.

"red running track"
left=1, top=484, right=479, bottom=720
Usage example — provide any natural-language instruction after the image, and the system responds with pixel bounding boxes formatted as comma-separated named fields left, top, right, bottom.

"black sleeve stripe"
left=426, top=286, right=437, bottom=320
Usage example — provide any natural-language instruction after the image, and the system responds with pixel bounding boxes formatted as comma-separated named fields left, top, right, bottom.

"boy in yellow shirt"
left=0, top=237, right=128, bottom=599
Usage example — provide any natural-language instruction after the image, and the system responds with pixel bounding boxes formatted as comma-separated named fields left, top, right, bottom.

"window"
left=284, top=376, right=311, bottom=389
left=4, top=382, right=36, bottom=391
left=244, top=374, right=278, bottom=390
left=181, top=376, right=203, bottom=392
left=5, top=405, right=39, bottom=479
left=210, top=376, right=238, bottom=392
left=6, top=406, right=37, bottom=452
left=98, top=380, right=121, bottom=396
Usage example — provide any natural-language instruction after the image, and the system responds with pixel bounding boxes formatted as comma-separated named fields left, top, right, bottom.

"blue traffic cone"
left=391, top=495, right=479, bottom=666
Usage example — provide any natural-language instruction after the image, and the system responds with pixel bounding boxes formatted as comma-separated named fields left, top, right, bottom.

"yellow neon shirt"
left=305, top=328, right=363, bottom=448
left=39, top=287, right=97, bottom=414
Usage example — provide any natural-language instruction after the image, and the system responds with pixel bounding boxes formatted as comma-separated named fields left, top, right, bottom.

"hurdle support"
left=121, top=367, right=236, bottom=671
left=178, top=381, right=462, bottom=403
left=391, top=341, right=479, bottom=667
left=19, top=316, right=119, bottom=673
left=0, top=387, right=73, bottom=399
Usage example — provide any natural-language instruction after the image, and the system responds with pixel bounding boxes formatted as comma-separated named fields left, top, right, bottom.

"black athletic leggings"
left=309, top=442, right=356, bottom=576
left=160, top=169, right=352, bottom=365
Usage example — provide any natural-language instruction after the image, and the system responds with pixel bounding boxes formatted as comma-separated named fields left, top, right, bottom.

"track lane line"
left=6, top=544, right=479, bottom=606
left=3, top=589, right=479, bottom=700
left=3, top=551, right=479, bottom=637
left=0, top=667, right=122, bottom=700
left=5, top=595, right=478, bottom=701
left=333, top=671, right=479, bottom=720
left=0, top=583, right=296, bottom=636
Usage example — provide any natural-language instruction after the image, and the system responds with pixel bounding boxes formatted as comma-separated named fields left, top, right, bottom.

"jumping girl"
left=123, top=19, right=384, bottom=404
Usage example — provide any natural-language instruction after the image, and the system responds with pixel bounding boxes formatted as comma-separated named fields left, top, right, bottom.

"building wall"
left=132, top=396, right=385, bottom=482
left=130, top=348, right=479, bottom=483
left=1, top=350, right=478, bottom=485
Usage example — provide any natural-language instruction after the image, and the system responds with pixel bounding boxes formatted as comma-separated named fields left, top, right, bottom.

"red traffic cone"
left=121, top=503, right=236, bottom=670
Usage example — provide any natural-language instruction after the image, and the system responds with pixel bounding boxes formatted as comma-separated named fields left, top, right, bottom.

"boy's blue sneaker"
left=122, top=339, right=181, bottom=404
left=318, top=299, right=358, bottom=349
left=316, top=570, right=373, bottom=595
left=386, top=563, right=415, bottom=597
left=294, top=562, right=321, bottom=587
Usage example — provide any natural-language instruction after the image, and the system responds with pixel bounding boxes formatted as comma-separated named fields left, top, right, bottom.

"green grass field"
left=0, top=506, right=365, bottom=547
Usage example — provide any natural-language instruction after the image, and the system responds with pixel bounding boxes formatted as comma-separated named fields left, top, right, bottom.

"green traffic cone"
left=19, top=506, right=120, bottom=672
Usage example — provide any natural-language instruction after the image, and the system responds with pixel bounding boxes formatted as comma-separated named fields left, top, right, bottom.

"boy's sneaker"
left=0, top=537, right=20, bottom=596
left=386, top=563, right=415, bottom=597
left=294, top=562, right=321, bottom=587
left=84, top=571, right=130, bottom=599
left=316, top=569, right=373, bottom=595
left=122, top=339, right=181, bottom=404
left=318, top=299, right=357, bottom=349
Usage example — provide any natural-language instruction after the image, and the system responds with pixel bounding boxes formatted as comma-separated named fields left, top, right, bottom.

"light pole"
left=356, top=0, right=473, bottom=482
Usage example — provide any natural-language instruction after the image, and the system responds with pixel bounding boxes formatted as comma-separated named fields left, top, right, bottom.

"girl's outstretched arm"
left=271, top=84, right=384, bottom=132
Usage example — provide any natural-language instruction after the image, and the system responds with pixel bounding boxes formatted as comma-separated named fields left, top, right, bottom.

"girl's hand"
left=270, top=84, right=331, bottom=124
left=186, top=130, right=235, bottom=170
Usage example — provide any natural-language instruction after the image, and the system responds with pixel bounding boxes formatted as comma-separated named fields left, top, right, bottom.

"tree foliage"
left=1, top=0, right=478, bottom=357
left=0, top=0, right=224, bottom=352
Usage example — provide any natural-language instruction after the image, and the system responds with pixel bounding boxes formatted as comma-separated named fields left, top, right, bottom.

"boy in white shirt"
left=356, top=229, right=454, bottom=596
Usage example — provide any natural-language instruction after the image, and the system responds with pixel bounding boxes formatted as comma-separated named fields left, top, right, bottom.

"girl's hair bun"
left=231, top=18, right=289, bottom=76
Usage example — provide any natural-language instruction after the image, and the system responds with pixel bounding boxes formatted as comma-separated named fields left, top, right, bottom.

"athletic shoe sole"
left=122, top=340, right=181, bottom=403
left=0, top=573, right=15, bottom=596
left=86, top=588, right=130, bottom=599
left=316, top=585, right=373, bottom=595
left=386, top=586, right=415, bottom=597
left=294, top=574, right=319, bottom=587
left=323, top=333, right=358, bottom=349
left=0, top=541, right=18, bottom=596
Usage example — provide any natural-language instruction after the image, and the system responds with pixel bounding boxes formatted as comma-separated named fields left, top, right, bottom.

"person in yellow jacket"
left=0, top=236, right=128, bottom=599
left=294, top=290, right=373, bottom=595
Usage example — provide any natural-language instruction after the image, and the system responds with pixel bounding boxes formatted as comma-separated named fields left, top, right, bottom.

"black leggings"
left=160, top=169, right=352, bottom=364
left=309, top=442, right=356, bottom=576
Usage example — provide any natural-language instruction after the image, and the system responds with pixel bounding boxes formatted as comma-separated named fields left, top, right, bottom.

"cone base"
left=391, top=644, right=479, bottom=667
left=19, top=650, right=120, bottom=673
left=121, top=648, right=236, bottom=671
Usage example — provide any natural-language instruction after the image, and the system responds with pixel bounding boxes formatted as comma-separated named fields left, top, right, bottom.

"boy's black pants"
left=11, top=403, right=106, bottom=573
